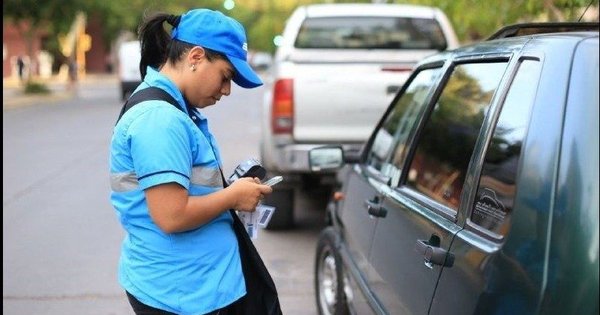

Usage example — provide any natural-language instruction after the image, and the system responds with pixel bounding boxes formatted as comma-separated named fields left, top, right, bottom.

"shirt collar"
left=143, top=66, right=207, bottom=120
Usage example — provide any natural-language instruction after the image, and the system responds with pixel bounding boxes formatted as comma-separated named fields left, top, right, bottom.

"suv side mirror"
left=309, top=146, right=344, bottom=171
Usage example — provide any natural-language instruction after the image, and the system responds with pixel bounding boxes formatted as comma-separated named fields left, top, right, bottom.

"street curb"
left=3, top=90, right=75, bottom=110
left=3, top=73, right=117, bottom=110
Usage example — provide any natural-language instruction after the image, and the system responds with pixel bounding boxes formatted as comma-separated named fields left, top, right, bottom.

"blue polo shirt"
left=109, top=67, right=245, bottom=315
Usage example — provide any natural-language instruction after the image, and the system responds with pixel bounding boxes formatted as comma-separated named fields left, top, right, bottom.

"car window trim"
left=452, top=52, right=513, bottom=63
left=363, top=164, right=392, bottom=186
left=395, top=186, right=458, bottom=222
left=396, top=54, right=513, bottom=190
left=461, top=53, right=544, bottom=242
left=392, top=54, right=513, bottom=226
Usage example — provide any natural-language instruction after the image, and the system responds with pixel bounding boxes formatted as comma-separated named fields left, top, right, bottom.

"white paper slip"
left=237, top=211, right=259, bottom=239
left=256, top=204, right=276, bottom=228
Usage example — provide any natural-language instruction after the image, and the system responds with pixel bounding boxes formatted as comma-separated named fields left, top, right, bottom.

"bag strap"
left=116, top=87, right=182, bottom=124
left=219, top=169, right=281, bottom=299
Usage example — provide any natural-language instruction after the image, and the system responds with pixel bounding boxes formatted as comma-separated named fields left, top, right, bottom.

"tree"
left=3, top=0, right=84, bottom=83
left=398, top=0, right=597, bottom=42
left=5, top=0, right=596, bottom=82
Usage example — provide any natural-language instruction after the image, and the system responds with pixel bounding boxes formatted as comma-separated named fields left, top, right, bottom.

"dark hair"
left=137, top=12, right=228, bottom=79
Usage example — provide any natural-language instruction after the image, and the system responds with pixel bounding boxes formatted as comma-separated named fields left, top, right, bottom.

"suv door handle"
left=415, top=239, right=454, bottom=268
left=364, top=197, right=387, bottom=218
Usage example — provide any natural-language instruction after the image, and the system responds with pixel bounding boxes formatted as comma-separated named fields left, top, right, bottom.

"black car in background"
left=309, top=22, right=599, bottom=315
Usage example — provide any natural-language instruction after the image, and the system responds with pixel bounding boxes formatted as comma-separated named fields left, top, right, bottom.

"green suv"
left=310, top=22, right=599, bottom=315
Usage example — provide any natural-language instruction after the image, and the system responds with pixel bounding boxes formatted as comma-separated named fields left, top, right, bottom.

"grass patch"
left=24, top=81, right=51, bottom=94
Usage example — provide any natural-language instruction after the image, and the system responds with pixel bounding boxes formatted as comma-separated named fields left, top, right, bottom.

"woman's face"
left=185, top=49, right=234, bottom=108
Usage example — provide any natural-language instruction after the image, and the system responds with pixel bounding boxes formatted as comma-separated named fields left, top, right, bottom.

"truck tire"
left=263, top=186, right=295, bottom=230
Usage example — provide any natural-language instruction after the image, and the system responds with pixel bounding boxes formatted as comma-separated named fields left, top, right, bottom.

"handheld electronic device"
left=263, top=176, right=283, bottom=187
left=228, top=158, right=266, bottom=184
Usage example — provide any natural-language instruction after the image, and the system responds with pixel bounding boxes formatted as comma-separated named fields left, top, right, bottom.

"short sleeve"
left=127, top=104, right=194, bottom=190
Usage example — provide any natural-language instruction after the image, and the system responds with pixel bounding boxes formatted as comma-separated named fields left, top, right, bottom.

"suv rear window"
left=295, top=16, right=448, bottom=50
left=470, top=59, right=541, bottom=237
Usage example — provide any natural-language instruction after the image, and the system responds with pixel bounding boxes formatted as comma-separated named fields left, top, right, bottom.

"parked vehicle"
left=310, top=22, right=599, bottom=315
left=261, top=3, right=459, bottom=229
left=249, top=51, right=273, bottom=72
left=117, top=40, right=142, bottom=100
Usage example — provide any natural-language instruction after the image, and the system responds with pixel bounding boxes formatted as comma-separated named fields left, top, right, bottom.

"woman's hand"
left=145, top=177, right=273, bottom=233
left=228, top=177, right=273, bottom=212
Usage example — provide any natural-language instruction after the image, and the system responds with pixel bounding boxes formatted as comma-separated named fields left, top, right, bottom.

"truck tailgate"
left=288, top=50, right=435, bottom=142
left=293, top=62, right=401, bottom=142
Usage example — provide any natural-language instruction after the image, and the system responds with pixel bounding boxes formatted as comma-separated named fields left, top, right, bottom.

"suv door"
left=366, top=58, right=511, bottom=314
left=431, top=37, right=600, bottom=314
left=339, top=66, right=443, bottom=313
left=427, top=55, right=543, bottom=315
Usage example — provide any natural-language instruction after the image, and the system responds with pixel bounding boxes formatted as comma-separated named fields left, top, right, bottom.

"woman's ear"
left=188, top=46, right=206, bottom=64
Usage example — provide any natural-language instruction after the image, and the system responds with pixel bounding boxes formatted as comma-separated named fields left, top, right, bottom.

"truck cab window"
left=295, top=16, right=448, bottom=49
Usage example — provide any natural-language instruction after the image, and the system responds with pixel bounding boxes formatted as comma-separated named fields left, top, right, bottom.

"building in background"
left=3, top=13, right=110, bottom=80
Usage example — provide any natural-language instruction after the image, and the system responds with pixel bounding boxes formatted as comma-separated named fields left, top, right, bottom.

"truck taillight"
left=272, top=78, right=294, bottom=134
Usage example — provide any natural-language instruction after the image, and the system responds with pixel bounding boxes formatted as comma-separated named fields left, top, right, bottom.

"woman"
left=109, top=9, right=273, bottom=315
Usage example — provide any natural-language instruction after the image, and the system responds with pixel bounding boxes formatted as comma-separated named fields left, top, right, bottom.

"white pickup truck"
left=260, top=3, right=459, bottom=229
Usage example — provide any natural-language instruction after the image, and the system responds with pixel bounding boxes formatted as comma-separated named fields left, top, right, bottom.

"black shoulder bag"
left=117, top=87, right=283, bottom=315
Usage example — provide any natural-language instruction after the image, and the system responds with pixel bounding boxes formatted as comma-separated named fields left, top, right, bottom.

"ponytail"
left=137, top=13, right=181, bottom=79
left=166, top=15, right=180, bottom=28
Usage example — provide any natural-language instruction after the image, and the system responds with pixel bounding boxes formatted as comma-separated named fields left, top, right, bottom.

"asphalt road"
left=3, top=75, right=326, bottom=315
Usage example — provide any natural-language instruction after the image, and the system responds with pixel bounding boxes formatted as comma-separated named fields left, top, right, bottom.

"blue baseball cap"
left=171, top=9, right=262, bottom=89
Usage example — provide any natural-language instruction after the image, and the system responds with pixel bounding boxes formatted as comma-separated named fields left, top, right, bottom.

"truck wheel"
left=263, top=186, right=294, bottom=230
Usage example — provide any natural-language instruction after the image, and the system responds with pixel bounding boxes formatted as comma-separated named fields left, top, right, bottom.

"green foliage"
left=24, top=81, right=50, bottom=94
left=4, top=0, right=597, bottom=56
left=399, top=0, right=597, bottom=42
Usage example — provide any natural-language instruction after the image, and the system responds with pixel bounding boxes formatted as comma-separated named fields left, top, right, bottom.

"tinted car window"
left=295, top=17, right=448, bottom=50
left=471, top=59, right=541, bottom=237
left=367, top=67, right=443, bottom=178
left=406, top=62, right=508, bottom=210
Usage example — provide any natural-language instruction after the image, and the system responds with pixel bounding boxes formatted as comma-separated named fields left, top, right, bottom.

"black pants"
left=126, top=291, right=229, bottom=315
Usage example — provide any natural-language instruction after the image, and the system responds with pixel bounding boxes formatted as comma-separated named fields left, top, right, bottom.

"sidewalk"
left=3, top=73, right=118, bottom=110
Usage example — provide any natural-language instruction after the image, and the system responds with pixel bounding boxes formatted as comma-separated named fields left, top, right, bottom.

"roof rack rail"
left=487, top=22, right=599, bottom=40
